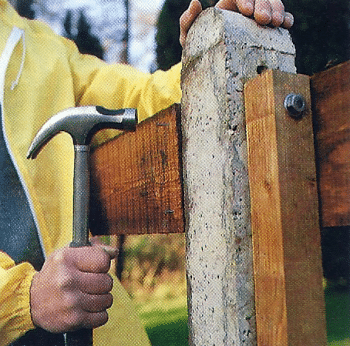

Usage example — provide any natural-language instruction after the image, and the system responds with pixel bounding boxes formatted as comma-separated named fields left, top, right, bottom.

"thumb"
left=179, top=0, right=203, bottom=47
left=90, top=237, right=118, bottom=259
left=100, top=245, right=118, bottom=259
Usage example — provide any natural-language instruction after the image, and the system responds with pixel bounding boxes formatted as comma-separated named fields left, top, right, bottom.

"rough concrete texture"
left=181, top=8, right=296, bottom=346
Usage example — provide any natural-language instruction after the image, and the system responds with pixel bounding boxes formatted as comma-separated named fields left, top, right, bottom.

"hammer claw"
left=27, top=106, right=137, bottom=159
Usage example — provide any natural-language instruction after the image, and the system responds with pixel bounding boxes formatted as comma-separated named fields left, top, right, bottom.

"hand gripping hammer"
left=27, top=106, right=138, bottom=346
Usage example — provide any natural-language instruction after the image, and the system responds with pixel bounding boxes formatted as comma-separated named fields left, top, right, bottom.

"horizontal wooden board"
left=89, top=104, right=184, bottom=235
left=311, top=61, right=350, bottom=227
left=88, top=60, right=350, bottom=233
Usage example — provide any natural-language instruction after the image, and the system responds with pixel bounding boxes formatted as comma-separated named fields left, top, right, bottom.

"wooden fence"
left=89, top=8, right=350, bottom=346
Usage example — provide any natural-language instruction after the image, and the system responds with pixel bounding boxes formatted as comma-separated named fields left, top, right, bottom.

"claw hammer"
left=27, top=106, right=138, bottom=346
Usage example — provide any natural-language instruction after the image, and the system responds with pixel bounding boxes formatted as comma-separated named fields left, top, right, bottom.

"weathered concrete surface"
left=181, top=9, right=296, bottom=346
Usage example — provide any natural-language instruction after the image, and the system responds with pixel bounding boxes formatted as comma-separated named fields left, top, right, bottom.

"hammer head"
left=27, top=106, right=138, bottom=159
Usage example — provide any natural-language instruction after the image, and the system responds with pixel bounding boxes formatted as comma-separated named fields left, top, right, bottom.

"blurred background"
left=8, top=0, right=350, bottom=345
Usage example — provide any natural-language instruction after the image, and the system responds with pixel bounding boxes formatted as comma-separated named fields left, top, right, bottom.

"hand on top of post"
left=179, top=0, right=294, bottom=47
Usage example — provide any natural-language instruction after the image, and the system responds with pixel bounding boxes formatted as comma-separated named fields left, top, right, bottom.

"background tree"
left=156, top=0, right=218, bottom=71
left=63, top=10, right=74, bottom=41
left=14, top=0, right=35, bottom=20
left=75, top=11, right=104, bottom=60
left=63, top=10, right=104, bottom=60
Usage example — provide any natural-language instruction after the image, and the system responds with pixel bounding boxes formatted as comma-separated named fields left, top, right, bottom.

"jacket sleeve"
left=66, top=39, right=182, bottom=120
left=0, top=252, right=36, bottom=346
left=62, top=37, right=182, bottom=146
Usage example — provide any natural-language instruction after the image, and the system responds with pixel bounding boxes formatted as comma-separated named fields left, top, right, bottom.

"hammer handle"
left=66, top=145, right=93, bottom=346
left=70, top=145, right=91, bottom=248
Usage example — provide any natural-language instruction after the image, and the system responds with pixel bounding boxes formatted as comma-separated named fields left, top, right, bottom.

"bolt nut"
left=284, top=93, right=306, bottom=119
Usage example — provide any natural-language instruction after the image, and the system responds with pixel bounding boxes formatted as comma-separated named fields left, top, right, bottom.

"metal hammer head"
left=27, top=106, right=138, bottom=159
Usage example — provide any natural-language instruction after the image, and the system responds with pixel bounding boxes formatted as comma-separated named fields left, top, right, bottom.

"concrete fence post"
left=181, top=9, right=296, bottom=345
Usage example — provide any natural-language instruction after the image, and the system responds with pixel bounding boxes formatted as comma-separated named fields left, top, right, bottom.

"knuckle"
left=98, top=258, right=111, bottom=274
left=91, top=247, right=111, bottom=273
left=64, top=292, right=80, bottom=310
left=271, top=0, right=284, bottom=12
left=180, top=34, right=186, bottom=47
left=272, top=14, right=284, bottom=27
left=101, top=258, right=111, bottom=273
left=93, top=293, right=113, bottom=311
left=56, top=270, right=74, bottom=290
left=179, top=11, right=187, bottom=25
left=50, top=250, right=65, bottom=267
left=52, top=247, right=71, bottom=264
left=285, top=12, right=294, bottom=27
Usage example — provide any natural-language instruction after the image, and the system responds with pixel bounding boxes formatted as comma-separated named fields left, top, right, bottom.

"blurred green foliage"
left=284, top=0, right=350, bottom=75
left=122, top=234, right=186, bottom=294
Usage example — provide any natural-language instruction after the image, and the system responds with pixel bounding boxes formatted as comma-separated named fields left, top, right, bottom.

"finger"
left=215, top=0, right=238, bottom=11
left=282, top=12, right=294, bottom=29
left=78, top=272, right=113, bottom=294
left=253, top=0, right=272, bottom=26
left=81, top=293, right=113, bottom=313
left=236, top=0, right=254, bottom=16
left=82, top=311, right=109, bottom=329
left=71, top=246, right=113, bottom=273
left=179, top=0, right=202, bottom=47
left=267, top=0, right=285, bottom=27
left=90, top=237, right=118, bottom=259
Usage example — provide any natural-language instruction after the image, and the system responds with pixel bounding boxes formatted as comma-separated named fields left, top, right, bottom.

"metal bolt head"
left=284, top=93, right=306, bottom=119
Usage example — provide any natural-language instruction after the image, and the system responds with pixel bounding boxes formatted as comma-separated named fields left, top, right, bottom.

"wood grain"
left=311, top=61, right=350, bottom=227
left=89, top=104, right=184, bottom=235
left=245, top=70, right=327, bottom=346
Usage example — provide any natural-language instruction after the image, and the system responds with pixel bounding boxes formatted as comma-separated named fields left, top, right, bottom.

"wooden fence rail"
left=90, top=104, right=183, bottom=235
left=90, top=60, right=350, bottom=236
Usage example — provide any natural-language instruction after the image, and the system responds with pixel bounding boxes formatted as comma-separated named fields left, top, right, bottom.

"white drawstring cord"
left=11, top=31, right=25, bottom=90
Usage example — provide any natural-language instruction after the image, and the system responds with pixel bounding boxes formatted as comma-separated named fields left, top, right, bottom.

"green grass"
left=137, top=295, right=189, bottom=346
left=328, top=340, right=350, bottom=346
left=137, top=287, right=350, bottom=346
left=146, top=318, right=189, bottom=346
left=325, top=287, right=350, bottom=345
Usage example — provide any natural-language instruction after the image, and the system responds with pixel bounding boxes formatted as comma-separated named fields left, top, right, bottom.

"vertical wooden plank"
left=311, top=61, right=350, bottom=227
left=245, top=70, right=327, bottom=346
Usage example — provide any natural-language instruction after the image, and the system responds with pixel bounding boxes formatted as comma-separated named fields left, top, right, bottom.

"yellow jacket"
left=0, top=1, right=182, bottom=344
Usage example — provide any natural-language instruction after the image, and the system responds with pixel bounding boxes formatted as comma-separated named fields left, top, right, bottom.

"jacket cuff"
left=0, top=259, right=36, bottom=346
